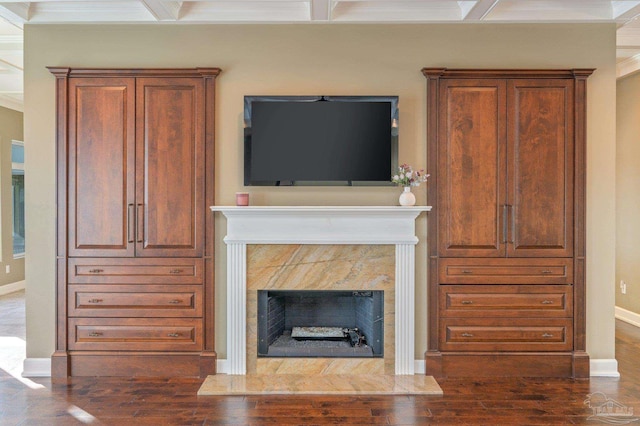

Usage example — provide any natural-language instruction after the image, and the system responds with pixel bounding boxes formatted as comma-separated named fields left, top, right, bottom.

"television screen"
left=244, top=96, right=398, bottom=186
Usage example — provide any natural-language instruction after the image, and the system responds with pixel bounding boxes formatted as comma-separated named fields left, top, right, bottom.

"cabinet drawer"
left=68, top=258, right=203, bottom=284
left=68, top=285, right=202, bottom=318
left=440, top=318, right=572, bottom=352
left=440, top=285, right=572, bottom=318
left=439, top=258, right=573, bottom=284
left=68, top=318, right=202, bottom=351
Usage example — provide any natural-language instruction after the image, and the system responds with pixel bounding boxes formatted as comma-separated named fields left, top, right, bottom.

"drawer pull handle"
left=168, top=299, right=182, bottom=304
left=541, top=300, right=554, bottom=305
left=461, top=270, right=473, bottom=274
left=542, top=333, right=554, bottom=338
left=88, top=269, right=104, bottom=274
left=167, top=333, right=180, bottom=338
left=88, top=332, right=103, bottom=337
left=460, top=300, right=474, bottom=305
left=88, top=299, right=103, bottom=304
left=169, top=269, right=184, bottom=274
left=541, top=270, right=553, bottom=274
left=461, top=333, right=474, bottom=337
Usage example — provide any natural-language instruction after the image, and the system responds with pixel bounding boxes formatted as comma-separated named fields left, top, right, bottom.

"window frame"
left=11, top=140, right=24, bottom=259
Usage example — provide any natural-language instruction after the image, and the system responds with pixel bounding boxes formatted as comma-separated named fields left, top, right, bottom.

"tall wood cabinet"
left=423, top=69, right=593, bottom=378
left=50, top=68, right=220, bottom=378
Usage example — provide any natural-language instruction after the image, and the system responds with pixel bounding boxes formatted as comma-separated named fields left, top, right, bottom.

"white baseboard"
left=22, top=357, right=621, bottom=378
left=0, top=280, right=25, bottom=296
left=615, top=306, right=640, bottom=328
left=590, top=359, right=620, bottom=377
left=216, top=359, right=229, bottom=374
left=22, top=358, right=51, bottom=377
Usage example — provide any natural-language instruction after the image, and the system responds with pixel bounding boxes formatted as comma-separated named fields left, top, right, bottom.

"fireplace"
left=210, top=206, right=430, bottom=375
left=257, top=290, right=384, bottom=358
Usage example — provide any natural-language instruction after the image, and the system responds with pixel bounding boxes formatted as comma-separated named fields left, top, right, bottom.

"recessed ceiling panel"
left=332, top=1, right=465, bottom=21
left=29, top=1, right=153, bottom=22
left=179, top=1, right=310, bottom=22
left=485, top=0, right=613, bottom=21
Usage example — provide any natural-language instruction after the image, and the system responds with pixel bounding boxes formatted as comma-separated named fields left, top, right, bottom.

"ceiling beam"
left=141, top=0, right=182, bottom=21
left=0, top=93, right=23, bottom=113
left=462, top=0, right=499, bottom=20
left=617, top=52, right=640, bottom=78
left=0, top=57, right=22, bottom=73
left=311, top=0, right=331, bottom=20
left=614, top=2, right=640, bottom=22
left=0, top=2, right=30, bottom=28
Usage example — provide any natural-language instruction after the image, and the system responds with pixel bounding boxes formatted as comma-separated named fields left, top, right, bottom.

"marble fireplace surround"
left=211, top=206, right=431, bottom=375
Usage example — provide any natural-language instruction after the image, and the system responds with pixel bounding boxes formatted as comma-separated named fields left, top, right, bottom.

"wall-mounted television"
left=244, top=96, right=398, bottom=186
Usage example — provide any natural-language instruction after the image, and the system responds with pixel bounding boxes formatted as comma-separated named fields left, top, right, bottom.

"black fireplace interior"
left=257, top=290, right=384, bottom=358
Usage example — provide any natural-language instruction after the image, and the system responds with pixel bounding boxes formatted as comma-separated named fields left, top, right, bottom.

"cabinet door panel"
left=68, top=78, right=136, bottom=257
left=438, top=80, right=507, bottom=257
left=508, top=79, right=574, bottom=257
left=136, top=78, right=204, bottom=257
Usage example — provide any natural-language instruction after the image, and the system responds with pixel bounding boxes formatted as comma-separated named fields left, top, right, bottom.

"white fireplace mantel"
left=211, top=205, right=431, bottom=375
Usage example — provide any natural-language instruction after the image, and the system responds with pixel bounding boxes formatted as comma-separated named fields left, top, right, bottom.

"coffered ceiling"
left=1, top=0, right=640, bottom=112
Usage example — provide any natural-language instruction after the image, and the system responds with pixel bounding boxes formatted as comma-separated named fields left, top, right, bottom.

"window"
left=11, top=141, right=24, bottom=258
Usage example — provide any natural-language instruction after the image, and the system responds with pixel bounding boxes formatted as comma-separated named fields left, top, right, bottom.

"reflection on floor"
left=0, top=290, right=25, bottom=377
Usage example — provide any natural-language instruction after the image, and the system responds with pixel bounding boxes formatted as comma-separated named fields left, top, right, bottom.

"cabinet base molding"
left=199, top=351, right=218, bottom=377
left=425, top=351, right=588, bottom=378
left=52, top=352, right=216, bottom=379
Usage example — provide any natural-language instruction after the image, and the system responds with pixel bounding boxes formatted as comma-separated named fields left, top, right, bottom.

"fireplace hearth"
left=257, top=290, right=384, bottom=358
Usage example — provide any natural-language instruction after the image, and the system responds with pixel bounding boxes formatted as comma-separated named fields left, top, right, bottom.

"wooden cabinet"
left=436, top=78, right=573, bottom=258
left=423, top=69, right=592, bottom=378
left=51, top=68, right=220, bottom=378
left=67, top=77, right=205, bottom=258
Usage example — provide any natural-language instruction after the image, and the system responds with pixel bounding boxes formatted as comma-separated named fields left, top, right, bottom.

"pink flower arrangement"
left=392, top=164, right=429, bottom=187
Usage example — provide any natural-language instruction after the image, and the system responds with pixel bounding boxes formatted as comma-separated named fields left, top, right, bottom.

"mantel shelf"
left=210, top=205, right=431, bottom=245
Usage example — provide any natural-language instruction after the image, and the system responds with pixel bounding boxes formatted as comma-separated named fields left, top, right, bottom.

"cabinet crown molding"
left=421, top=68, right=595, bottom=79
left=47, top=67, right=221, bottom=78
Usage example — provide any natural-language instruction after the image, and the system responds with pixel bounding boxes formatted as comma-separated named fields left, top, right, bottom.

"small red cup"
left=236, top=192, right=249, bottom=206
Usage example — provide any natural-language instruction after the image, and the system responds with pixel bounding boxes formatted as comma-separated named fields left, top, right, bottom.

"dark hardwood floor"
left=2, top=298, right=640, bottom=425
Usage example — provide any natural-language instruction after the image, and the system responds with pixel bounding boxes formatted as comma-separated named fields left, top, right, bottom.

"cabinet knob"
left=168, top=299, right=182, bottom=304
left=167, top=333, right=180, bottom=338
left=169, top=269, right=184, bottom=274
left=461, top=333, right=474, bottom=337
left=88, top=332, right=103, bottom=337
left=541, top=300, right=554, bottom=305
left=542, top=333, right=554, bottom=338
left=88, top=269, right=104, bottom=274
left=460, top=300, right=474, bottom=305
left=461, top=270, right=473, bottom=274
left=87, top=299, right=103, bottom=304
left=541, top=270, right=553, bottom=274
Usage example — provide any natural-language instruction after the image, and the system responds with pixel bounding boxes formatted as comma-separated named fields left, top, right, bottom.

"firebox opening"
left=257, top=290, right=384, bottom=358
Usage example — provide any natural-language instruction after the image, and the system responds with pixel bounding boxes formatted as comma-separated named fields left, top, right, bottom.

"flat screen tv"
left=244, top=96, right=398, bottom=186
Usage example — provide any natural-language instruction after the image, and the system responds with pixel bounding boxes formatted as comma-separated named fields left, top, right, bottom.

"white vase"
left=399, top=186, right=416, bottom=206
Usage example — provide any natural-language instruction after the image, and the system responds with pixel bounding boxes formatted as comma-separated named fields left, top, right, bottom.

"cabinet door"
left=68, top=78, right=136, bottom=257
left=507, top=79, right=574, bottom=257
left=438, top=79, right=508, bottom=257
left=135, top=78, right=205, bottom=257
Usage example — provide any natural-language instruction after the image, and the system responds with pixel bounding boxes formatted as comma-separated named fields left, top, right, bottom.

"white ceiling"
left=1, top=0, right=640, bottom=112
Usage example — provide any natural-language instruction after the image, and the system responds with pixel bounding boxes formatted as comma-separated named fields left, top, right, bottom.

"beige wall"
left=616, top=73, right=640, bottom=315
left=0, top=106, right=24, bottom=288
left=24, top=23, right=617, bottom=361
